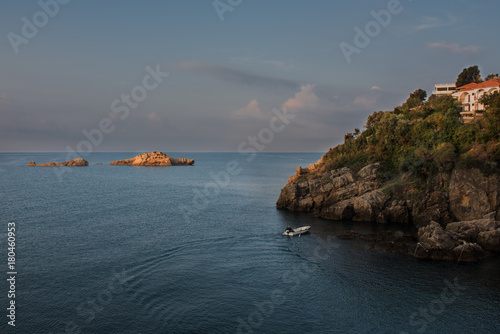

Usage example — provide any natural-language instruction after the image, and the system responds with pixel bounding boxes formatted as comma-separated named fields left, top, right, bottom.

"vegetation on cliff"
left=319, top=90, right=500, bottom=183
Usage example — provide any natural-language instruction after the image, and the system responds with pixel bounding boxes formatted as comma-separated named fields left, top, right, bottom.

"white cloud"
left=232, top=99, right=265, bottom=119
left=281, top=84, right=319, bottom=112
left=428, top=42, right=481, bottom=55
left=412, top=12, right=459, bottom=32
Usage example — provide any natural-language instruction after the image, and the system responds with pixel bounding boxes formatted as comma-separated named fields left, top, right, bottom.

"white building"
left=433, top=83, right=456, bottom=95
left=451, top=78, right=500, bottom=122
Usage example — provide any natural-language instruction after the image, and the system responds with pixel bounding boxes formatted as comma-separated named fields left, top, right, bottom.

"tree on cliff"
left=409, top=89, right=427, bottom=102
left=480, top=91, right=500, bottom=111
left=479, top=91, right=500, bottom=141
left=402, top=89, right=427, bottom=109
left=456, top=65, right=482, bottom=88
left=485, top=73, right=499, bottom=81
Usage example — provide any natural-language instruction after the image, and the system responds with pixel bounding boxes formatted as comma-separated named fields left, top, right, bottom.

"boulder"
left=357, top=163, right=382, bottom=180
left=418, top=221, right=455, bottom=251
left=477, top=230, right=500, bottom=252
left=170, top=158, right=196, bottom=166
left=322, top=200, right=355, bottom=221
left=331, top=173, right=354, bottom=188
left=446, top=212, right=498, bottom=242
left=351, top=190, right=388, bottom=222
left=377, top=200, right=410, bottom=224
left=414, top=214, right=498, bottom=261
left=28, top=161, right=36, bottom=166
left=331, top=167, right=351, bottom=178
left=62, top=159, right=89, bottom=166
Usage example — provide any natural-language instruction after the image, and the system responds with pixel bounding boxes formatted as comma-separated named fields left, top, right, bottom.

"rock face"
left=414, top=213, right=499, bottom=261
left=28, top=159, right=88, bottom=167
left=109, top=151, right=194, bottom=166
left=277, top=163, right=399, bottom=223
left=449, top=169, right=500, bottom=222
left=277, top=160, right=500, bottom=261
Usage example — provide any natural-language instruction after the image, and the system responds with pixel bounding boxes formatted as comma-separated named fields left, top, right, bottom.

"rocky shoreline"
left=277, top=159, right=500, bottom=262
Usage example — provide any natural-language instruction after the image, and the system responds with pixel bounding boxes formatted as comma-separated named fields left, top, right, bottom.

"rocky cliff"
left=277, top=159, right=500, bottom=261
left=109, top=151, right=194, bottom=166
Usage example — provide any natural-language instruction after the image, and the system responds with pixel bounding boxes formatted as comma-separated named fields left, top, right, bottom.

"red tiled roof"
left=456, top=78, right=500, bottom=91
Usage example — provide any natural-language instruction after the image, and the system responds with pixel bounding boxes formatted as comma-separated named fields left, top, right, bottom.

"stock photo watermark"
left=7, top=0, right=72, bottom=54
left=400, top=277, right=467, bottom=334
left=339, top=0, right=404, bottom=64
left=53, top=64, right=169, bottom=182
left=213, top=0, right=243, bottom=22
left=236, top=235, right=339, bottom=334
left=177, top=107, right=296, bottom=222
left=6, top=222, right=17, bottom=328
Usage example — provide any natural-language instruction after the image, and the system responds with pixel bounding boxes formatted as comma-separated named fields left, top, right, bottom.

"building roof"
left=456, top=78, right=500, bottom=91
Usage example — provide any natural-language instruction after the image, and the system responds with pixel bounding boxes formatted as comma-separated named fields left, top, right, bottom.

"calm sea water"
left=0, top=152, right=499, bottom=334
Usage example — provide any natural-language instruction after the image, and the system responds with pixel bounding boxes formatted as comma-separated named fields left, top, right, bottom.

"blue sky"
left=0, top=0, right=498, bottom=152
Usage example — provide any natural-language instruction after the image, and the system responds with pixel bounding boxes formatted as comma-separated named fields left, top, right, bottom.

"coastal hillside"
left=277, top=89, right=500, bottom=261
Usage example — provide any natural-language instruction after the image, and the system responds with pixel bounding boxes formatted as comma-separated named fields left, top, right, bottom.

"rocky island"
left=109, top=151, right=195, bottom=166
left=277, top=89, right=500, bottom=262
left=28, top=159, right=89, bottom=167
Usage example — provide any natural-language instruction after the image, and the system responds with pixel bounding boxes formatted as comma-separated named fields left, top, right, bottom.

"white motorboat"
left=282, top=226, right=311, bottom=236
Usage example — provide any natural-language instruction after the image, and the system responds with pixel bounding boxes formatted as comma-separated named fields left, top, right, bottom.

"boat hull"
left=282, top=226, right=311, bottom=236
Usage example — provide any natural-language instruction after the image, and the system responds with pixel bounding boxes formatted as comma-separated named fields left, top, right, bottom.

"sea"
left=0, top=152, right=499, bottom=334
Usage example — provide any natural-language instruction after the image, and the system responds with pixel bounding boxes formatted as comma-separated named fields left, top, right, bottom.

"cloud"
left=262, top=59, right=294, bottom=70
left=282, top=84, right=319, bottom=112
left=428, top=42, right=481, bottom=55
left=412, top=12, right=459, bottom=32
left=232, top=99, right=265, bottom=119
left=175, top=61, right=299, bottom=90
left=353, top=94, right=380, bottom=109
left=351, top=85, right=389, bottom=108
left=230, top=56, right=295, bottom=71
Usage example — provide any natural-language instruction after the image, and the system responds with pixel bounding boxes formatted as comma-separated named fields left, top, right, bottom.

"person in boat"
left=285, top=226, right=294, bottom=233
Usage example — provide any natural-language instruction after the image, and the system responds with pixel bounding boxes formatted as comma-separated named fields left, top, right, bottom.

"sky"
left=0, top=0, right=499, bottom=152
